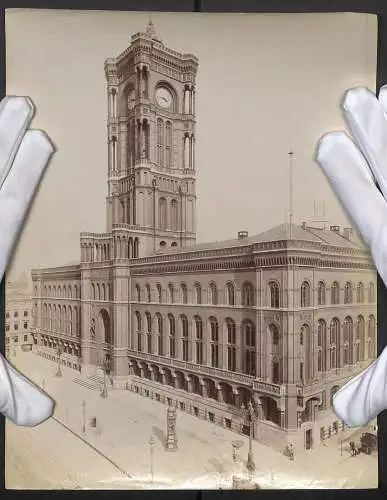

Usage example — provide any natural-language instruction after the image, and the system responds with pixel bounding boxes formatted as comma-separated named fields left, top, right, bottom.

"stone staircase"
left=73, top=372, right=106, bottom=391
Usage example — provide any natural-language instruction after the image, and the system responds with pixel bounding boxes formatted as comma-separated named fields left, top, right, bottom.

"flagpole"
left=288, top=151, right=295, bottom=239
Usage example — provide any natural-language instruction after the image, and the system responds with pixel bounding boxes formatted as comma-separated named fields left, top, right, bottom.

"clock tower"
left=104, top=20, right=198, bottom=258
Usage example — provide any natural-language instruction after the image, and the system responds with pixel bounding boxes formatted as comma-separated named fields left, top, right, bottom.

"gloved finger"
left=342, top=87, right=387, bottom=199
left=0, top=96, right=34, bottom=190
left=316, top=130, right=387, bottom=287
left=377, top=84, right=387, bottom=115
left=0, top=129, right=54, bottom=282
left=0, top=352, right=54, bottom=426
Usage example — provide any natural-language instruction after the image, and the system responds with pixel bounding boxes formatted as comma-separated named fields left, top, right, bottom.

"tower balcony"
left=134, top=158, right=152, bottom=169
left=112, top=223, right=149, bottom=233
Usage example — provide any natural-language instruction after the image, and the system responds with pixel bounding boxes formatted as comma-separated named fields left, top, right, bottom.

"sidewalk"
left=8, top=351, right=377, bottom=489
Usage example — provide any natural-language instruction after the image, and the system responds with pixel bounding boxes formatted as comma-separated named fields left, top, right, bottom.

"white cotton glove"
left=316, top=84, right=387, bottom=427
left=0, top=95, right=55, bottom=426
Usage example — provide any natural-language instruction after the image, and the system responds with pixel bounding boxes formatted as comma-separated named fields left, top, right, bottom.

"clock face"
left=156, top=87, right=173, bottom=109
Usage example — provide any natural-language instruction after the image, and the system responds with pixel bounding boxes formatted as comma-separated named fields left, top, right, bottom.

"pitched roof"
left=155, top=223, right=366, bottom=256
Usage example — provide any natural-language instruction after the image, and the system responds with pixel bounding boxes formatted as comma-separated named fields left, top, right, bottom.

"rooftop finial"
left=146, top=14, right=162, bottom=43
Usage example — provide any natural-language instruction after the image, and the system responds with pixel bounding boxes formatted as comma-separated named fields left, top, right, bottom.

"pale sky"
left=5, top=10, right=377, bottom=284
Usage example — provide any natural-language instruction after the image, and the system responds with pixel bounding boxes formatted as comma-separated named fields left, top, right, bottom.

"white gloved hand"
left=316, top=84, right=387, bottom=427
left=0, top=95, right=55, bottom=426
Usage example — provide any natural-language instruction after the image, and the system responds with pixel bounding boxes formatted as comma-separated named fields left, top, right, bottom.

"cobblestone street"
left=5, top=351, right=378, bottom=489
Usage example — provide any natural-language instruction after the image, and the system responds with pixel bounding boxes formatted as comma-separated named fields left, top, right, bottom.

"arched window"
left=368, top=282, right=375, bottom=303
left=317, top=319, right=327, bottom=372
left=299, top=324, right=311, bottom=381
left=135, top=284, right=141, bottom=302
left=157, top=118, right=164, bottom=166
left=243, top=319, right=256, bottom=376
left=300, top=324, right=309, bottom=346
left=226, top=318, right=236, bottom=371
left=269, top=281, right=279, bottom=308
left=156, top=313, right=164, bottom=356
left=134, top=237, right=139, bottom=258
left=180, top=283, right=188, bottom=304
left=356, top=282, right=365, bottom=303
left=168, top=314, right=176, bottom=358
left=170, top=199, right=178, bottom=231
left=165, top=121, right=172, bottom=168
left=181, top=314, right=189, bottom=361
left=343, top=317, right=353, bottom=365
left=330, top=318, right=340, bottom=368
left=225, top=282, right=235, bottom=306
left=209, top=282, right=218, bottom=305
left=331, top=282, right=340, bottom=305
left=145, top=312, right=152, bottom=354
left=194, top=316, right=203, bottom=364
left=344, top=282, right=353, bottom=304
left=194, top=283, right=202, bottom=304
left=75, top=306, right=80, bottom=336
left=135, top=311, right=142, bottom=352
left=242, top=281, right=254, bottom=307
left=58, top=305, right=63, bottom=331
left=300, top=281, right=311, bottom=308
left=317, top=281, right=326, bottom=305
left=156, top=283, right=162, bottom=303
left=209, top=317, right=219, bottom=368
left=145, top=284, right=151, bottom=303
left=68, top=307, right=73, bottom=335
left=168, top=283, right=174, bottom=303
left=52, top=305, right=56, bottom=330
left=159, top=197, right=167, bottom=230
left=63, top=305, right=68, bottom=333
left=356, top=315, right=365, bottom=362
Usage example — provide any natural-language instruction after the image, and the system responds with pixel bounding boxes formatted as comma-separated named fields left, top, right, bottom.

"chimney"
left=330, top=225, right=340, bottom=234
left=343, top=227, right=353, bottom=240
left=237, top=231, right=248, bottom=240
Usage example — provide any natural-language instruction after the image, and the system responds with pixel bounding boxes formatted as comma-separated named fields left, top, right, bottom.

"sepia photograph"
left=4, top=9, right=379, bottom=489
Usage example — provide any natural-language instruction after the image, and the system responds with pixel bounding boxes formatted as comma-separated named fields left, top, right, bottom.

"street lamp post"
left=55, top=345, right=63, bottom=377
left=165, top=400, right=178, bottom=451
left=82, top=400, right=86, bottom=434
left=100, top=356, right=109, bottom=399
left=149, top=435, right=155, bottom=483
left=231, top=439, right=244, bottom=487
left=242, top=400, right=256, bottom=481
left=232, top=440, right=243, bottom=463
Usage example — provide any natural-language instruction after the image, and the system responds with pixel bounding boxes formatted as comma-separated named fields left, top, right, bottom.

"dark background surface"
left=1, top=0, right=387, bottom=498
